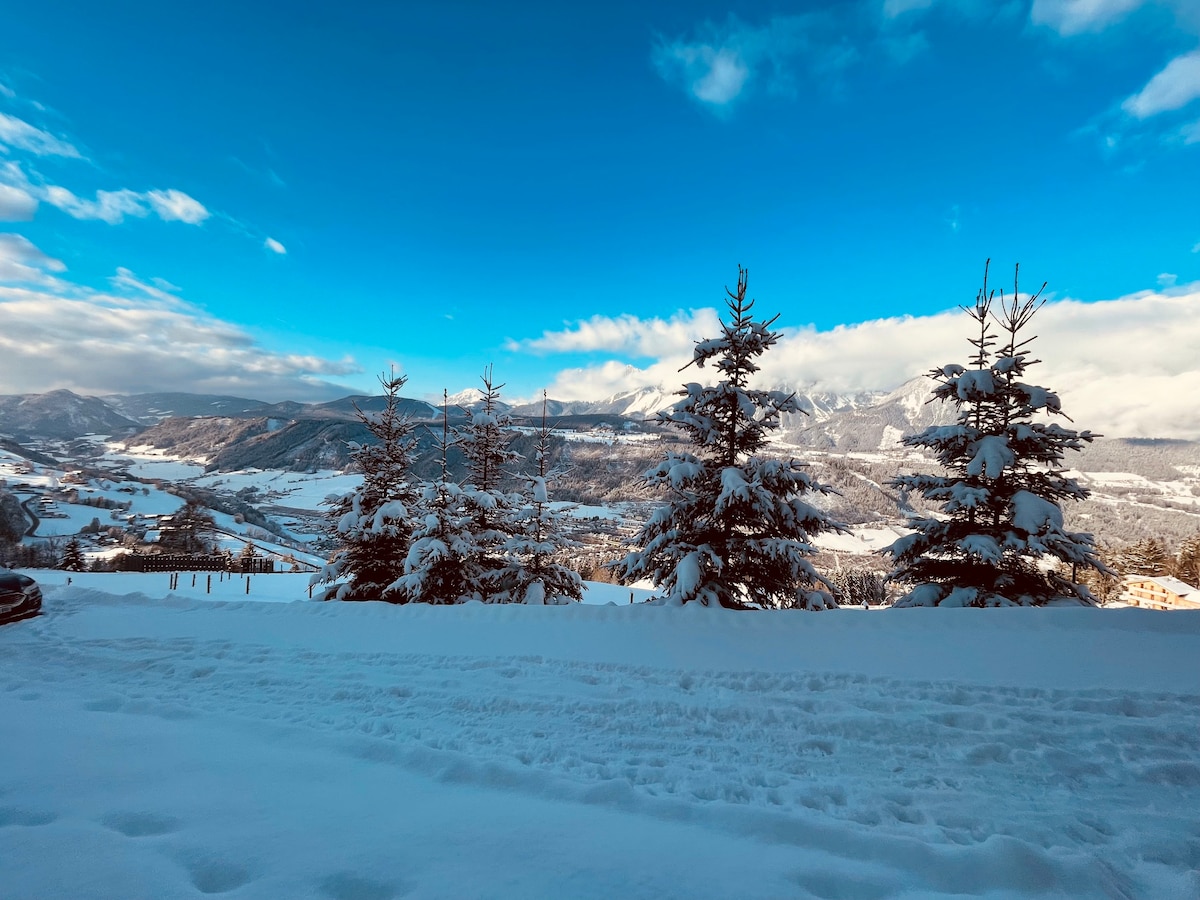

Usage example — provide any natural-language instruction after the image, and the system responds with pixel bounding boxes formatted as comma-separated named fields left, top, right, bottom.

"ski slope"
left=2, top=578, right=1199, bottom=899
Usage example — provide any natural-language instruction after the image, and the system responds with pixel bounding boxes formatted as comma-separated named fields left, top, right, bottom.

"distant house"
left=1121, top=575, right=1200, bottom=610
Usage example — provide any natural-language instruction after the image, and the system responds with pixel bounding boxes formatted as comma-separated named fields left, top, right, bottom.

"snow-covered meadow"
left=3, top=578, right=1199, bottom=899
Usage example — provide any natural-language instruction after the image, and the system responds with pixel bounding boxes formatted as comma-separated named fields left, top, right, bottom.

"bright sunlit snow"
left=3, top=576, right=1199, bottom=899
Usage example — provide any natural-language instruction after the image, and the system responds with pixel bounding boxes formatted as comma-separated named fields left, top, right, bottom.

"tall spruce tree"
left=1175, top=534, right=1200, bottom=588
left=161, top=501, right=216, bottom=554
left=886, top=262, right=1107, bottom=607
left=314, top=368, right=418, bottom=601
left=499, top=392, right=584, bottom=604
left=455, top=366, right=525, bottom=600
left=619, top=267, right=843, bottom=609
left=1114, top=537, right=1172, bottom=578
left=391, top=391, right=485, bottom=604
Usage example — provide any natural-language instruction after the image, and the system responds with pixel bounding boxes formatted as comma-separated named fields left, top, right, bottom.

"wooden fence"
left=122, top=554, right=275, bottom=574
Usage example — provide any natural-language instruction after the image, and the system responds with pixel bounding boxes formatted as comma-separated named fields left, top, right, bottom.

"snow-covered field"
left=3, top=579, right=1199, bottom=899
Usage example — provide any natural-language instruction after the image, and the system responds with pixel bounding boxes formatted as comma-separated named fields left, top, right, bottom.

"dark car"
left=0, top=568, right=42, bottom=626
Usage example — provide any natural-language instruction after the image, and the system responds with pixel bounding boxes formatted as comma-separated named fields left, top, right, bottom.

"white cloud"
left=43, top=185, right=210, bottom=225
left=265, top=237, right=286, bottom=255
left=108, top=266, right=191, bottom=307
left=1030, top=0, right=1146, bottom=35
left=510, top=309, right=721, bottom=358
left=653, top=14, right=843, bottom=110
left=0, top=232, right=67, bottom=287
left=0, top=235, right=360, bottom=402
left=0, top=111, right=82, bottom=158
left=146, top=189, right=210, bottom=224
left=654, top=33, right=754, bottom=108
left=1157, top=272, right=1178, bottom=288
left=44, top=186, right=144, bottom=224
left=533, top=284, right=1200, bottom=439
left=0, top=233, right=65, bottom=271
left=1192, top=239, right=1200, bottom=252
left=0, top=183, right=37, bottom=220
left=688, top=48, right=751, bottom=105
left=883, top=0, right=935, bottom=18
left=1182, top=116, right=1200, bottom=143
left=1122, top=49, right=1200, bottom=118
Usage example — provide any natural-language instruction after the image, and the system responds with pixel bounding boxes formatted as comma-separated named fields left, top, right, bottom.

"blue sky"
left=1, top=1, right=1199, bottom=433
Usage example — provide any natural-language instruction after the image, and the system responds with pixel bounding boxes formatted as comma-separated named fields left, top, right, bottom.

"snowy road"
left=3, top=585, right=1200, bottom=898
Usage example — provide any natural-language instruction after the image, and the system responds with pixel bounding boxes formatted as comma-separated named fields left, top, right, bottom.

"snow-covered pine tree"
left=499, top=392, right=584, bottom=604
left=619, top=266, right=844, bottom=610
left=60, top=536, right=87, bottom=572
left=1176, top=534, right=1200, bottom=588
left=313, top=368, right=418, bottom=601
left=1114, top=537, right=1172, bottom=578
left=455, top=366, right=526, bottom=601
left=390, top=391, right=485, bottom=604
left=886, top=262, right=1107, bottom=607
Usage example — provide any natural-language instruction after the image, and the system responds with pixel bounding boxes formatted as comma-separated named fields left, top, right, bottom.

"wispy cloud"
left=0, top=234, right=359, bottom=401
left=1122, top=49, right=1200, bottom=118
left=882, top=0, right=935, bottom=19
left=653, top=14, right=853, bottom=111
left=145, top=189, right=209, bottom=224
left=0, top=111, right=82, bottom=158
left=0, top=182, right=37, bottom=221
left=0, top=232, right=67, bottom=287
left=0, top=97, right=230, bottom=234
left=509, top=309, right=721, bottom=358
left=42, top=185, right=210, bottom=225
left=531, top=284, right=1200, bottom=439
left=1029, top=0, right=1147, bottom=36
left=264, top=237, right=286, bottom=255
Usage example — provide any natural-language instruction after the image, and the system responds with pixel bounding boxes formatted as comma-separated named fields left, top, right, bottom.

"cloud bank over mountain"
left=528, top=284, right=1200, bottom=440
left=4, top=227, right=1199, bottom=438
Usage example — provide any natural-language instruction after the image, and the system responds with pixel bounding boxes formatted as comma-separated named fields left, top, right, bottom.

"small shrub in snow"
left=619, top=267, right=844, bottom=609
left=885, top=262, right=1107, bottom=607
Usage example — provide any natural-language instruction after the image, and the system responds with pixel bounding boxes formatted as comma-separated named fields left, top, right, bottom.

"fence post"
left=245, top=576, right=250, bottom=595
left=206, top=574, right=211, bottom=594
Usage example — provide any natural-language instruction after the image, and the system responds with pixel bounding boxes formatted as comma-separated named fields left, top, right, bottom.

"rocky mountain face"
left=779, top=377, right=953, bottom=451
left=0, top=390, right=139, bottom=440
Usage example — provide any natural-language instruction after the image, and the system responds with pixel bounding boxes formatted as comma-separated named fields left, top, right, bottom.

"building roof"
left=1125, top=575, right=1199, bottom=598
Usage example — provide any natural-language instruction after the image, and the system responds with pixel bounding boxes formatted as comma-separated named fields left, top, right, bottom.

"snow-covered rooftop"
left=1124, top=574, right=1199, bottom=597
